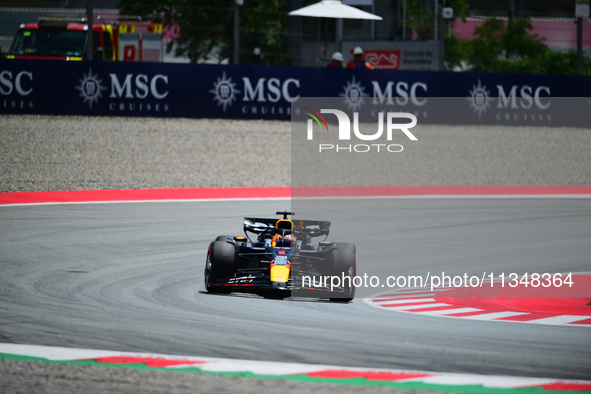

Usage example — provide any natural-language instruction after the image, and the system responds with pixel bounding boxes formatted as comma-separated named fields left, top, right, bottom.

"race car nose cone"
left=271, top=281, right=288, bottom=289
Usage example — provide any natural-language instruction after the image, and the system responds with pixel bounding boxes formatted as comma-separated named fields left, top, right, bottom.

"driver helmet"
left=272, top=233, right=292, bottom=247
left=284, top=233, right=292, bottom=246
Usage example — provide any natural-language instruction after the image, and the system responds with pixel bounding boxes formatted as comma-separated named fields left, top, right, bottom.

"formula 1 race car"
left=204, top=211, right=356, bottom=301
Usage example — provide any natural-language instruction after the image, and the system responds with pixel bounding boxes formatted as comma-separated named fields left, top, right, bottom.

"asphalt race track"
left=1, top=197, right=590, bottom=381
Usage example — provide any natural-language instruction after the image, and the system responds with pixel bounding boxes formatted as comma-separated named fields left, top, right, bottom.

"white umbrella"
left=289, top=1, right=382, bottom=58
left=288, top=0, right=382, bottom=20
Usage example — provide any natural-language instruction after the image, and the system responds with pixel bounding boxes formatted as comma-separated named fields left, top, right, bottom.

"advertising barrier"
left=1, top=59, right=590, bottom=126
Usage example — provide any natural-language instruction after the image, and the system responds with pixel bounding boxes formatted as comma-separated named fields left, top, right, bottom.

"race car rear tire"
left=205, top=240, right=236, bottom=294
left=328, top=243, right=356, bottom=302
left=215, top=235, right=234, bottom=242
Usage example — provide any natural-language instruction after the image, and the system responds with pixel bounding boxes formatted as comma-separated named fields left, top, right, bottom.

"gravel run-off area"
left=2, top=115, right=591, bottom=192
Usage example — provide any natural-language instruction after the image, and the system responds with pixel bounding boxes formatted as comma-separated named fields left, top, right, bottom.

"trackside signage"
left=209, top=71, right=300, bottom=116
left=0, top=59, right=590, bottom=126
left=0, top=69, right=34, bottom=110
left=76, top=68, right=170, bottom=113
left=467, top=79, right=553, bottom=122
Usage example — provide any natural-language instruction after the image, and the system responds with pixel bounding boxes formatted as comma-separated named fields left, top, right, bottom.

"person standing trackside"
left=347, top=47, right=374, bottom=70
left=327, top=52, right=344, bottom=68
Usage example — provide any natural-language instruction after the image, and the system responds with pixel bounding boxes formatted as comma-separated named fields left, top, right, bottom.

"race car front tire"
left=205, top=240, right=236, bottom=294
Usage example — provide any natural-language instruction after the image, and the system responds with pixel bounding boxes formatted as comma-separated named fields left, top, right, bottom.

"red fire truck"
left=7, top=15, right=163, bottom=62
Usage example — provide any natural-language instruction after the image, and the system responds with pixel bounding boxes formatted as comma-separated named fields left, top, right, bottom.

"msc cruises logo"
left=467, top=79, right=491, bottom=118
left=340, top=76, right=368, bottom=111
left=210, top=72, right=240, bottom=112
left=209, top=72, right=299, bottom=116
left=76, top=68, right=107, bottom=109
left=467, top=79, right=552, bottom=122
left=75, top=68, right=170, bottom=113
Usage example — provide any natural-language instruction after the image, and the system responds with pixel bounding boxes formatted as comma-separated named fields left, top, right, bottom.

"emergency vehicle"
left=7, top=15, right=163, bottom=62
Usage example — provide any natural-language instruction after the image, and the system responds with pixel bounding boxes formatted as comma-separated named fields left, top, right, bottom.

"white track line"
left=417, top=307, right=483, bottom=316
left=383, top=303, right=451, bottom=310
left=460, top=312, right=529, bottom=320
left=372, top=298, right=436, bottom=305
left=526, top=315, right=591, bottom=325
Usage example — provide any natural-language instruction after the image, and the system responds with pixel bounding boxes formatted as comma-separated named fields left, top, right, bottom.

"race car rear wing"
left=243, top=217, right=331, bottom=238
